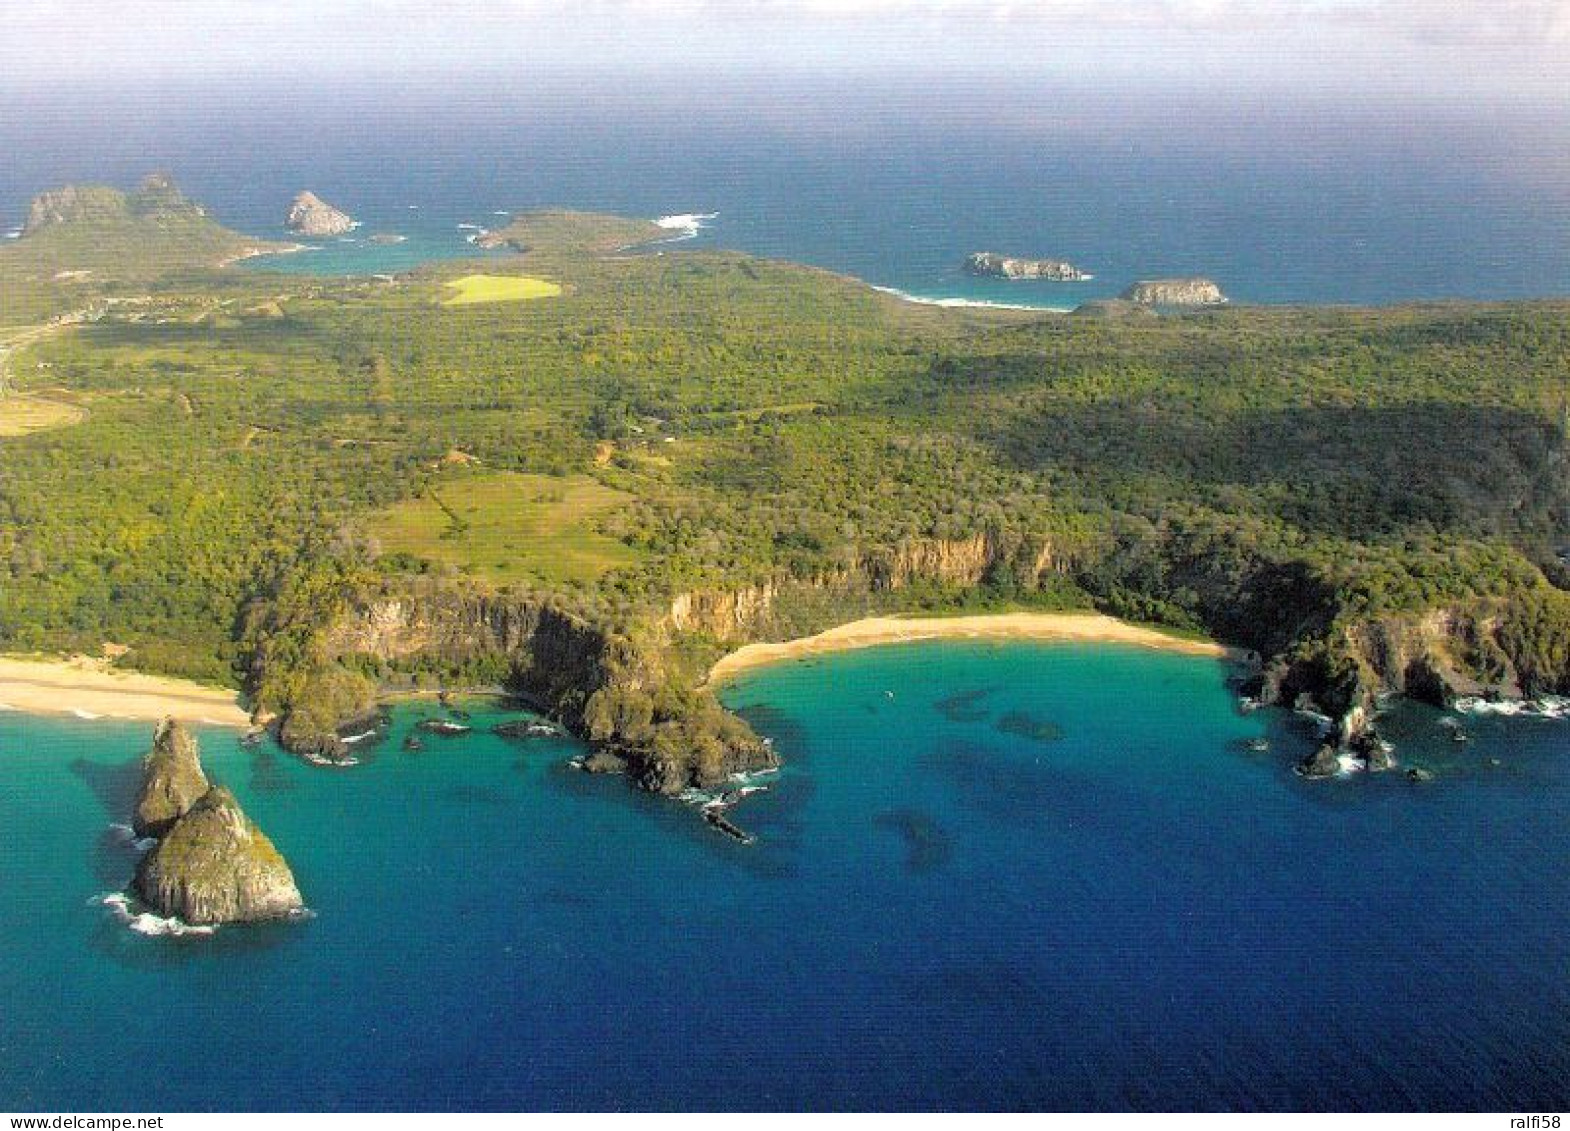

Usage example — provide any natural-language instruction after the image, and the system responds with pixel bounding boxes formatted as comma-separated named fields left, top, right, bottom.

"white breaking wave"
left=871, top=286, right=1072, bottom=313
left=457, top=223, right=485, bottom=231
left=70, top=708, right=104, bottom=720
left=4, top=228, right=21, bottom=240
left=107, top=823, right=157, bottom=852
left=493, top=210, right=511, bottom=216
left=1455, top=695, right=1570, bottom=720
left=99, top=892, right=217, bottom=938
left=653, top=212, right=719, bottom=241
left=340, top=728, right=380, bottom=745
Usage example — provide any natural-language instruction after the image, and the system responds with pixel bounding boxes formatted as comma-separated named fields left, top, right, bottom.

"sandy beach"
left=0, top=655, right=249, bottom=726
left=707, top=611, right=1242, bottom=684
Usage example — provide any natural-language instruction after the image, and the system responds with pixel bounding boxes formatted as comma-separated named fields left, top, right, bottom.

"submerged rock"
left=286, top=191, right=355, bottom=237
left=132, top=719, right=210, bottom=839
left=134, top=786, right=304, bottom=925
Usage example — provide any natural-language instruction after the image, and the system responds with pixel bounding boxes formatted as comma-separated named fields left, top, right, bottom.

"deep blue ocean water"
left=2, top=641, right=1568, bottom=1111
left=2, top=79, right=1568, bottom=306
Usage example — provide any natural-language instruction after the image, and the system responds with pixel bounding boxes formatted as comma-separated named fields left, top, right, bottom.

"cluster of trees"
left=1, top=201, right=1568, bottom=709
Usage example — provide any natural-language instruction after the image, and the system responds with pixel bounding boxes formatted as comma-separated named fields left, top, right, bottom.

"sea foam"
left=98, top=892, right=217, bottom=938
left=654, top=212, right=719, bottom=241
left=871, top=285, right=1071, bottom=313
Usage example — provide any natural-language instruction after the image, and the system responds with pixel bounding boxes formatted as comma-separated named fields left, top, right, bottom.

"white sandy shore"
left=707, top=612, right=1242, bottom=684
left=0, top=656, right=249, bottom=727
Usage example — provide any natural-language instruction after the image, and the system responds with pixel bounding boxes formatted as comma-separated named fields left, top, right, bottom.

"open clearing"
left=442, top=274, right=562, bottom=306
left=0, top=393, right=86, bottom=437
left=366, top=471, right=642, bottom=584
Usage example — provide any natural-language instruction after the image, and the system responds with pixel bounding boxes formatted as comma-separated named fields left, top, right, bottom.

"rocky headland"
left=286, top=191, right=356, bottom=237
left=964, top=252, right=1090, bottom=281
left=129, top=719, right=304, bottom=925
left=1121, top=278, right=1228, bottom=306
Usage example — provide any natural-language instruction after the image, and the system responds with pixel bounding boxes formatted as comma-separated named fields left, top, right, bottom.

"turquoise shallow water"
left=2, top=641, right=1569, bottom=1111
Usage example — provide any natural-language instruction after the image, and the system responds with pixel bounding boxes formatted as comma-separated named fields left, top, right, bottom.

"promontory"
left=964, top=252, right=1090, bottom=281
left=286, top=191, right=356, bottom=237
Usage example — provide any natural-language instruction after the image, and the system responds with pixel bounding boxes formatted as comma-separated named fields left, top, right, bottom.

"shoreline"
left=217, top=242, right=313, bottom=268
left=0, top=656, right=249, bottom=727
left=707, top=611, right=1244, bottom=685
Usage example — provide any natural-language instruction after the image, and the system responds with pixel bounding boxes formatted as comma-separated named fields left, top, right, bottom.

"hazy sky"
left=5, top=0, right=1568, bottom=96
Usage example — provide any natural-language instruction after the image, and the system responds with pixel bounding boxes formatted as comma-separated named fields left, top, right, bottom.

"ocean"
left=2, top=77, right=1569, bottom=306
left=4, top=76, right=1570, bottom=1111
left=2, top=641, right=1568, bottom=1111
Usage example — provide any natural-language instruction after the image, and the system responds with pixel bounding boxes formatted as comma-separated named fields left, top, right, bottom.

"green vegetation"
left=477, top=209, right=664, bottom=256
left=366, top=471, right=643, bottom=584
left=1, top=176, right=1567, bottom=780
left=442, top=274, right=563, bottom=306
left=0, top=393, right=85, bottom=437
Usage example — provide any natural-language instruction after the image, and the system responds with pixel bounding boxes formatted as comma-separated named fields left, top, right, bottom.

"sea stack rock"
left=965, top=252, right=1090, bottom=281
left=1121, top=278, right=1228, bottom=306
left=286, top=191, right=355, bottom=237
left=131, top=718, right=210, bottom=839
left=127, top=718, right=304, bottom=925
left=134, top=787, right=305, bottom=925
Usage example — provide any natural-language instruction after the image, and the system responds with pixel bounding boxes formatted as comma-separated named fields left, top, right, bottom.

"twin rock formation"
left=129, top=719, right=304, bottom=926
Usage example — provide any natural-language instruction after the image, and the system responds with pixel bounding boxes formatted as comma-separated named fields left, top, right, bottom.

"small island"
left=286, top=190, right=356, bottom=237
left=130, top=719, right=305, bottom=926
left=1121, top=277, right=1228, bottom=306
left=964, top=251, right=1091, bottom=281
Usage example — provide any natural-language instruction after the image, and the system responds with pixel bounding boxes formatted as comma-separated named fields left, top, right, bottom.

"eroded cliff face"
left=1252, top=600, right=1567, bottom=768
left=668, top=533, right=1058, bottom=640
left=298, top=578, right=774, bottom=794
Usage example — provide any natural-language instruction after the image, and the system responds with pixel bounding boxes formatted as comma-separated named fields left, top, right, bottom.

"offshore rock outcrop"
left=1121, top=278, right=1228, bottom=307
left=964, top=252, right=1090, bottom=281
left=286, top=191, right=355, bottom=237
left=134, top=786, right=304, bottom=926
left=131, top=718, right=210, bottom=838
left=127, top=720, right=304, bottom=925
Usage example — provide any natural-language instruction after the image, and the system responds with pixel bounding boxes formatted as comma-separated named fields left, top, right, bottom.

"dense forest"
left=2, top=177, right=1567, bottom=788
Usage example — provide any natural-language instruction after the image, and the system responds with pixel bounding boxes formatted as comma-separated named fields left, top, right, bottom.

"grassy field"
left=442, top=274, right=562, bottom=306
left=0, top=393, right=86, bottom=437
left=366, top=471, right=642, bottom=584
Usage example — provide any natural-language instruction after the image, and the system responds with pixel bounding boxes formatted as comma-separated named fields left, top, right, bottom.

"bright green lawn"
left=441, top=274, right=562, bottom=306
left=366, top=471, right=642, bottom=584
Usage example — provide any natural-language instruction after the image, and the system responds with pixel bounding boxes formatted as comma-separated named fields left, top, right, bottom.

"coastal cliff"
left=249, top=576, right=775, bottom=795
left=1121, top=278, right=1228, bottom=306
left=286, top=191, right=355, bottom=237
left=965, top=252, right=1090, bottom=281
left=127, top=720, right=305, bottom=925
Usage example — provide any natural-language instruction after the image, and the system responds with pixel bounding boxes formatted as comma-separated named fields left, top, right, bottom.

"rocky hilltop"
left=128, top=720, right=304, bottom=925
left=965, top=252, right=1090, bottom=281
left=286, top=191, right=355, bottom=237
left=22, top=173, right=207, bottom=237
left=1121, top=278, right=1228, bottom=306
